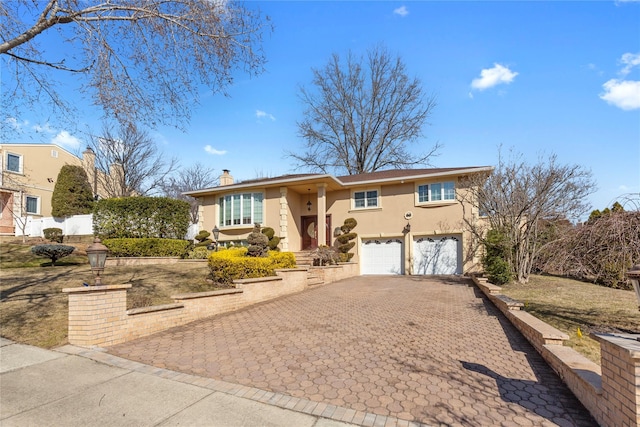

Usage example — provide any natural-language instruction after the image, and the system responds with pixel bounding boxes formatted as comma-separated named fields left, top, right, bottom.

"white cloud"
left=393, top=6, right=409, bottom=17
left=471, top=63, right=518, bottom=91
left=620, top=52, right=640, bottom=75
left=5, top=117, right=29, bottom=130
left=51, top=130, right=81, bottom=149
left=204, top=145, right=227, bottom=155
left=33, top=122, right=55, bottom=134
left=256, top=110, right=276, bottom=121
left=600, top=79, right=640, bottom=110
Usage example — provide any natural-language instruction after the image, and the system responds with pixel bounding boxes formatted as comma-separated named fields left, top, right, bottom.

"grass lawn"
left=0, top=242, right=223, bottom=349
left=501, top=275, right=640, bottom=365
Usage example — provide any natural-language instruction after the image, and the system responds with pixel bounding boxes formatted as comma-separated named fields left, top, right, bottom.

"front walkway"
left=108, top=276, right=596, bottom=426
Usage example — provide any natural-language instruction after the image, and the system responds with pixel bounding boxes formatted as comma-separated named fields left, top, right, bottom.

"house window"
left=219, top=192, right=264, bottom=227
left=51, top=149, right=58, bottom=158
left=417, top=182, right=456, bottom=203
left=353, top=189, right=379, bottom=209
left=26, top=196, right=39, bottom=214
left=6, top=153, right=22, bottom=173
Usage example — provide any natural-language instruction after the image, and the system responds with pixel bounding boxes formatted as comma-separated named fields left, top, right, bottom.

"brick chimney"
left=219, top=169, right=234, bottom=186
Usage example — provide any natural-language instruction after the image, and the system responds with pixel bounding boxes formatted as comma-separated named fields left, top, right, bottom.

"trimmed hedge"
left=103, top=238, right=191, bottom=257
left=208, top=248, right=296, bottom=284
left=43, top=227, right=64, bottom=243
left=94, top=197, right=190, bottom=239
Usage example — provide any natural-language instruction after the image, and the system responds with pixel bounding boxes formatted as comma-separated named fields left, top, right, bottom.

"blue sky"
left=4, top=1, right=640, bottom=215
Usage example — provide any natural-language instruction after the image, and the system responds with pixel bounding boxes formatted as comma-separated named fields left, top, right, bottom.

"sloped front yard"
left=500, top=274, right=639, bottom=364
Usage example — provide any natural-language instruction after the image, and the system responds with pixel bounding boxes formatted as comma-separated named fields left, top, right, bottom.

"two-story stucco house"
left=0, top=143, right=102, bottom=235
left=185, top=166, right=492, bottom=275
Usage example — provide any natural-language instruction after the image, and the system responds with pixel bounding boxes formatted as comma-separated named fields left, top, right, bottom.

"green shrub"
left=208, top=248, right=296, bottom=284
left=483, top=228, right=513, bottom=285
left=93, top=197, right=190, bottom=239
left=185, top=246, right=211, bottom=259
left=194, top=230, right=213, bottom=248
left=51, top=165, right=94, bottom=217
left=103, top=238, right=191, bottom=257
left=43, top=228, right=64, bottom=243
left=261, top=227, right=281, bottom=251
left=31, top=244, right=75, bottom=266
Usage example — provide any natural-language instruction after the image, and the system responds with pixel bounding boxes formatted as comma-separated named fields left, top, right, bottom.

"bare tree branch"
left=161, top=163, right=218, bottom=223
left=289, top=45, right=439, bottom=175
left=90, top=123, right=179, bottom=198
left=458, top=148, right=597, bottom=284
left=1, top=0, right=272, bottom=132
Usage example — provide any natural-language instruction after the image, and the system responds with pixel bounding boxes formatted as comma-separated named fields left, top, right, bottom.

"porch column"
left=317, top=183, right=327, bottom=247
left=279, top=187, right=289, bottom=251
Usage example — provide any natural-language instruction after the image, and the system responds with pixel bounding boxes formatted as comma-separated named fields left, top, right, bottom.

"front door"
left=301, top=215, right=332, bottom=249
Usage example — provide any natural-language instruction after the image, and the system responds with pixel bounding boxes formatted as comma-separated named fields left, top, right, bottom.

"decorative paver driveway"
left=108, top=276, right=596, bottom=426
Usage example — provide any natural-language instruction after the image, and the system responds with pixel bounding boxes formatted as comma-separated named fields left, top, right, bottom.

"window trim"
left=415, top=181, right=457, bottom=206
left=25, top=195, right=40, bottom=215
left=351, top=188, right=381, bottom=210
left=5, top=152, right=23, bottom=174
left=218, top=191, right=264, bottom=228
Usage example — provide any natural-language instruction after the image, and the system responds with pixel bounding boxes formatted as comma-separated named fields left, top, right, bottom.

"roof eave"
left=338, top=166, right=494, bottom=186
left=183, top=174, right=342, bottom=197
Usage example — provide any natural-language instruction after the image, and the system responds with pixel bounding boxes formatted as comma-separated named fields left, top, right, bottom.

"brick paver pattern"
left=108, top=276, right=596, bottom=426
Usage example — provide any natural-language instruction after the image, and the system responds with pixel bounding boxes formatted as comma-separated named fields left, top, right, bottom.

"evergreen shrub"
left=43, top=227, right=64, bottom=243
left=93, top=197, right=189, bottom=239
left=103, top=238, right=191, bottom=257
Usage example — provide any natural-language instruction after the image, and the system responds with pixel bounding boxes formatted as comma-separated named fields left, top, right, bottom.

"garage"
left=360, top=238, right=404, bottom=275
left=413, top=235, right=462, bottom=275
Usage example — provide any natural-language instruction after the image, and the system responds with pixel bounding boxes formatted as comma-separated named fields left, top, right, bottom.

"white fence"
left=17, top=214, right=94, bottom=237
left=16, top=214, right=199, bottom=240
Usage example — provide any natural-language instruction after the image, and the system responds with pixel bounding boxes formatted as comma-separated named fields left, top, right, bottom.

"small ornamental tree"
left=51, top=165, right=94, bottom=217
left=246, top=223, right=269, bottom=257
left=336, top=218, right=358, bottom=262
left=261, top=227, right=281, bottom=251
left=31, top=244, right=75, bottom=266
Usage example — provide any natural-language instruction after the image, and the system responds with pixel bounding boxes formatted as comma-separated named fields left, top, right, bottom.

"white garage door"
left=360, top=238, right=404, bottom=275
left=413, top=235, right=462, bottom=275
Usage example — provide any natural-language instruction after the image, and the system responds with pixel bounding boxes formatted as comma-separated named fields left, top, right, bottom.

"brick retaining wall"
left=63, top=265, right=357, bottom=348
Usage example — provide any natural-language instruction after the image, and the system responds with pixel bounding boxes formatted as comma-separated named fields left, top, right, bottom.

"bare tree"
left=458, top=149, right=596, bottom=284
left=162, top=163, right=218, bottom=223
left=90, top=124, right=178, bottom=198
left=1, top=1, right=271, bottom=133
left=538, top=201, right=640, bottom=288
left=290, top=45, right=439, bottom=175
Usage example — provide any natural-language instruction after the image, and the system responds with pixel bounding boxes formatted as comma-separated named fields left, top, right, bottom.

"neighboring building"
left=0, top=143, right=102, bottom=235
left=185, top=167, right=492, bottom=275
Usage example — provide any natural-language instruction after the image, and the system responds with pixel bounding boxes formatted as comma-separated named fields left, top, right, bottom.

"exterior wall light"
left=86, top=237, right=109, bottom=286
left=627, top=264, right=640, bottom=312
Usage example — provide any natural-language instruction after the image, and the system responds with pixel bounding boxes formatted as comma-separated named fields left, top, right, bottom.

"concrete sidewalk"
left=0, top=337, right=364, bottom=427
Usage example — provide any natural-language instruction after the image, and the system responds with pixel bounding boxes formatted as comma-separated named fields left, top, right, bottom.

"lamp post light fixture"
left=86, top=237, right=109, bottom=286
left=212, top=225, right=220, bottom=251
left=627, top=264, right=640, bottom=312
left=307, top=189, right=312, bottom=211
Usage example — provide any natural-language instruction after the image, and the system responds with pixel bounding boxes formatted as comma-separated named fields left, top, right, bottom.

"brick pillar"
left=592, top=333, right=640, bottom=427
left=63, top=285, right=131, bottom=348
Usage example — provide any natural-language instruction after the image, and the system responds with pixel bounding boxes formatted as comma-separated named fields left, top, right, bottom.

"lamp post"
left=86, top=237, right=109, bottom=286
left=627, top=264, right=640, bottom=312
left=212, top=225, right=220, bottom=251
